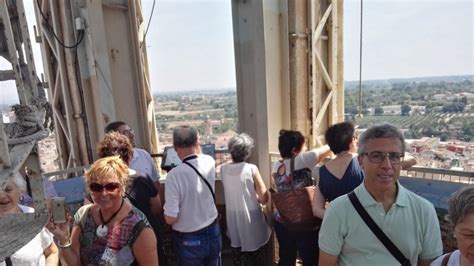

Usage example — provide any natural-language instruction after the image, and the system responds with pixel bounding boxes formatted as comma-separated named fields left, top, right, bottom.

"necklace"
left=96, top=198, right=125, bottom=237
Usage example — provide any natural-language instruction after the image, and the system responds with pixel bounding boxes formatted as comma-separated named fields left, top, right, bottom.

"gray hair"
left=228, top=133, right=254, bottom=162
left=173, top=125, right=198, bottom=148
left=358, top=123, right=406, bottom=154
left=10, top=173, right=26, bottom=191
left=448, top=186, right=474, bottom=227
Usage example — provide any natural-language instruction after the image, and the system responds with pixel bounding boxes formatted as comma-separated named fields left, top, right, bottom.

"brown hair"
left=97, top=132, right=133, bottom=164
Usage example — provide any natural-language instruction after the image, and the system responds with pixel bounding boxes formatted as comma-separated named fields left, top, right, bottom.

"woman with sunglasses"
left=47, top=156, right=158, bottom=265
left=96, top=132, right=167, bottom=265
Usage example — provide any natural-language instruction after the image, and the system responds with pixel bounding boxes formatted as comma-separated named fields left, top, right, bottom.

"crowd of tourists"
left=1, top=122, right=473, bottom=266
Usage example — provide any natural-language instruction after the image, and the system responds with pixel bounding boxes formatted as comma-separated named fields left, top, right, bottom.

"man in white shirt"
left=164, top=125, right=221, bottom=266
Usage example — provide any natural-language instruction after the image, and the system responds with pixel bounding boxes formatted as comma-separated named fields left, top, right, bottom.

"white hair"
left=10, top=173, right=27, bottom=191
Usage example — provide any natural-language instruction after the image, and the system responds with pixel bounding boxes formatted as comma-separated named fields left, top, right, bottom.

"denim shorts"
left=172, top=223, right=222, bottom=266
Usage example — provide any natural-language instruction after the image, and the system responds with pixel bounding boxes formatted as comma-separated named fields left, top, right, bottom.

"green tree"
left=401, top=104, right=411, bottom=116
left=374, top=106, right=384, bottom=115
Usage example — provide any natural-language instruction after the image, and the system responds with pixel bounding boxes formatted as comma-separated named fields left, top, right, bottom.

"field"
left=355, top=113, right=474, bottom=129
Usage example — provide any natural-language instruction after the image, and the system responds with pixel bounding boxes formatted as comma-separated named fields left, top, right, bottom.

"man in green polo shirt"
left=318, top=123, right=443, bottom=266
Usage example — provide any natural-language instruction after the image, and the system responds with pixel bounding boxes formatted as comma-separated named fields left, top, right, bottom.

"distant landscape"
left=345, top=75, right=474, bottom=141
left=153, top=75, right=474, bottom=142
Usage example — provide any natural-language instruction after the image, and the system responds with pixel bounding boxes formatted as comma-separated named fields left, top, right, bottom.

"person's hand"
left=46, top=214, right=72, bottom=243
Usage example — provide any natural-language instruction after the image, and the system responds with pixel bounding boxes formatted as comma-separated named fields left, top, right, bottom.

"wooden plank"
left=0, top=70, right=15, bottom=81
left=0, top=120, right=11, bottom=169
left=0, top=0, right=27, bottom=104
left=328, top=0, right=337, bottom=125
left=313, top=90, right=334, bottom=129
left=313, top=4, right=332, bottom=42
left=335, top=0, right=345, bottom=122
left=314, top=50, right=334, bottom=90
left=15, top=0, right=39, bottom=99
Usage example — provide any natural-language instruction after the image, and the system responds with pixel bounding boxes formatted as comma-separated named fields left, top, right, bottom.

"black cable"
left=140, top=0, right=156, bottom=48
left=357, top=0, right=364, bottom=118
left=36, top=0, right=84, bottom=49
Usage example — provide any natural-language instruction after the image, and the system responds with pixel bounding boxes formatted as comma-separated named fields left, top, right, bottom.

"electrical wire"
left=36, top=0, right=84, bottom=49
left=357, top=0, right=364, bottom=118
left=140, top=0, right=156, bottom=48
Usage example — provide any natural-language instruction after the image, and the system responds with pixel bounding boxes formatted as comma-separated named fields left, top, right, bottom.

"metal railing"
left=403, top=166, right=474, bottom=184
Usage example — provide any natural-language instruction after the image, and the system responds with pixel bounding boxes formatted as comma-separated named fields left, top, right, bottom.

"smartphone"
left=51, top=197, right=67, bottom=224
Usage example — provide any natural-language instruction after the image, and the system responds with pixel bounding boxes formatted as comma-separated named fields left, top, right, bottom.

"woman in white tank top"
left=221, top=133, right=271, bottom=266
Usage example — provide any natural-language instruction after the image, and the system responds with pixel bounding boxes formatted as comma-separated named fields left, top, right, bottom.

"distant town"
left=154, top=75, right=474, bottom=173
left=1, top=75, right=473, bottom=173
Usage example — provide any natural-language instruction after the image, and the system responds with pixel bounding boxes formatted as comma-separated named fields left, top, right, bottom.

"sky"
left=0, top=0, right=472, bottom=104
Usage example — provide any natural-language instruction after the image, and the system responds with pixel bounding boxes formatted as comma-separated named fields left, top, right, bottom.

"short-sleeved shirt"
left=271, top=149, right=320, bottom=222
left=164, top=154, right=217, bottom=232
left=319, top=182, right=443, bottom=265
left=74, top=204, right=150, bottom=265
left=126, top=173, right=160, bottom=236
left=221, top=162, right=271, bottom=251
left=0, top=205, right=53, bottom=266
left=430, top=250, right=461, bottom=266
left=319, top=157, right=364, bottom=202
left=131, top=148, right=160, bottom=182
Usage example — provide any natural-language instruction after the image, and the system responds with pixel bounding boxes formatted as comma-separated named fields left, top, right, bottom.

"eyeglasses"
left=361, top=151, right=404, bottom=164
left=89, top=182, right=121, bottom=193
left=121, top=129, right=134, bottom=135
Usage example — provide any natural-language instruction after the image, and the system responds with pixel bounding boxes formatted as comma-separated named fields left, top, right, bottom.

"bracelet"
left=56, top=238, right=72, bottom=249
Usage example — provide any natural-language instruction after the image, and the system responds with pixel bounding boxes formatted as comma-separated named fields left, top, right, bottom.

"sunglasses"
left=89, top=182, right=121, bottom=193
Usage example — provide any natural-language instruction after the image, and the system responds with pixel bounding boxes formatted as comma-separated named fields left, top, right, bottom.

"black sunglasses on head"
left=89, top=182, right=121, bottom=193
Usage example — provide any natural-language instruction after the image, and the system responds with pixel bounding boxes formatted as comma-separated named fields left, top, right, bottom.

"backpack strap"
left=441, top=252, right=453, bottom=266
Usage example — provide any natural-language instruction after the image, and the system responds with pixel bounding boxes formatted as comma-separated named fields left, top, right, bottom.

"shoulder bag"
left=270, top=157, right=321, bottom=232
left=348, top=191, right=411, bottom=266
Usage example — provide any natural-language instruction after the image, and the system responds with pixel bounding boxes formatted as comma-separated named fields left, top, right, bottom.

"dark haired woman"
left=271, top=129, right=331, bottom=266
left=313, top=122, right=364, bottom=219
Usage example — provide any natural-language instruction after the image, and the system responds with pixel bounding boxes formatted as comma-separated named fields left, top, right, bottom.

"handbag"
left=270, top=157, right=321, bottom=232
left=348, top=191, right=411, bottom=266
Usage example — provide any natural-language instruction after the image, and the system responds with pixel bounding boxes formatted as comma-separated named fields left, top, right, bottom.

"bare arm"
left=133, top=227, right=158, bottom=266
left=149, top=194, right=163, bottom=218
left=312, top=185, right=326, bottom=219
left=402, top=153, right=417, bottom=170
left=47, top=222, right=81, bottom=266
left=252, top=168, right=269, bottom=204
left=319, top=250, right=338, bottom=266
left=154, top=181, right=165, bottom=207
left=164, top=215, right=177, bottom=225
left=44, top=241, right=59, bottom=266
left=316, top=145, right=332, bottom=164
